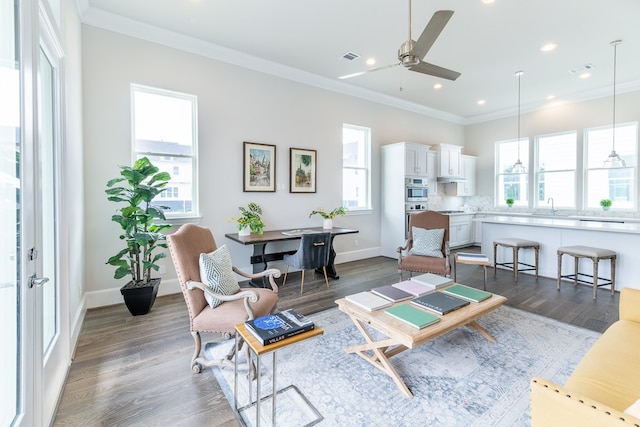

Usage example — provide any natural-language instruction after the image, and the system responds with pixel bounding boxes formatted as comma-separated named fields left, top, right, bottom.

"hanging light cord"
left=517, top=72, right=521, bottom=159
left=612, top=41, right=617, bottom=152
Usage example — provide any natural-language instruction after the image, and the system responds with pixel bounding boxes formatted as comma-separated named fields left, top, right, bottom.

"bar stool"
left=557, top=245, right=616, bottom=300
left=493, top=238, right=540, bottom=282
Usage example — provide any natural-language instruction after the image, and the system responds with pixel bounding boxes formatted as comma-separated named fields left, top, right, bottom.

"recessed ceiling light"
left=477, top=99, right=486, bottom=105
left=433, top=83, right=442, bottom=89
left=482, top=0, right=495, bottom=4
left=541, top=43, right=557, bottom=52
left=546, top=95, right=555, bottom=100
left=579, top=72, right=591, bottom=79
left=366, top=58, right=376, bottom=66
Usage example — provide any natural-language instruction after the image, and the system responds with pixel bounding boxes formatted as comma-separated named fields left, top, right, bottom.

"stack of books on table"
left=409, top=273, right=454, bottom=290
left=345, top=291, right=393, bottom=312
left=442, top=284, right=492, bottom=302
left=410, top=292, right=470, bottom=315
left=244, top=309, right=315, bottom=345
left=391, top=279, right=435, bottom=297
left=371, top=284, right=413, bottom=303
left=456, top=252, right=490, bottom=262
left=384, top=304, right=440, bottom=329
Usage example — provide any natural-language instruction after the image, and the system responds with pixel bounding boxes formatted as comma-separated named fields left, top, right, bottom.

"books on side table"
left=345, top=291, right=394, bottom=312
left=410, top=273, right=453, bottom=289
left=384, top=304, right=440, bottom=329
left=244, top=309, right=314, bottom=345
left=371, top=284, right=413, bottom=303
left=411, top=292, right=470, bottom=315
left=442, top=284, right=492, bottom=302
left=456, top=252, right=490, bottom=262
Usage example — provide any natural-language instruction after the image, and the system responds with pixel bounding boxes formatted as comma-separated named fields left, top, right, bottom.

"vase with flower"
left=228, top=202, right=265, bottom=236
left=309, top=206, right=347, bottom=229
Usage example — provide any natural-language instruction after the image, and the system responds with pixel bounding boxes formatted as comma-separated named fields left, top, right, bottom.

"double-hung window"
left=495, top=138, right=529, bottom=206
left=584, top=122, right=637, bottom=210
left=342, top=124, right=371, bottom=211
left=131, top=84, right=198, bottom=218
left=535, top=131, right=577, bottom=209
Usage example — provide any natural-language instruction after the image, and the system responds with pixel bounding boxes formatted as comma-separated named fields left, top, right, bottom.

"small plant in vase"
left=309, top=206, right=347, bottom=229
left=228, top=202, right=265, bottom=235
left=506, top=198, right=514, bottom=208
left=600, top=199, right=612, bottom=211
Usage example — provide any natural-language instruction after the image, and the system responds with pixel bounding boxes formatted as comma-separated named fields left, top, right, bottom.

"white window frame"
left=131, top=84, right=199, bottom=219
left=534, top=131, right=577, bottom=210
left=342, top=123, right=371, bottom=211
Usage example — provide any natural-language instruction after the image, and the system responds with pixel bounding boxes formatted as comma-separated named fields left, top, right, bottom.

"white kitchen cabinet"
left=427, top=151, right=437, bottom=195
left=438, top=143, right=462, bottom=178
left=473, top=213, right=486, bottom=246
left=448, top=214, right=474, bottom=248
left=445, top=155, right=476, bottom=196
left=404, top=143, right=430, bottom=177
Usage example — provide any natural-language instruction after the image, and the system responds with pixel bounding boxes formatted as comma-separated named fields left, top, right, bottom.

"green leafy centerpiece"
left=229, top=202, right=265, bottom=235
left=310, top=206, right=347, bottom=229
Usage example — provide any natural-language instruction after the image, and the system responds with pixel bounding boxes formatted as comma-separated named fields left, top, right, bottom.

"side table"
left=453, top=253, right=492, bottom=290
left=234, top=323, right=324, bottom=427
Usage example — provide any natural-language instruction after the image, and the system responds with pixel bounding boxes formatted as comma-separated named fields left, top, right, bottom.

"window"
left=342, top=124, right=371, bottom=210
left=495, top=139, right=529, bottom=206
left=535, top=132, right=577, bottom=209
left=131, top=84, right=198, bottom=218
left=584, top=123, right=637, bottom=210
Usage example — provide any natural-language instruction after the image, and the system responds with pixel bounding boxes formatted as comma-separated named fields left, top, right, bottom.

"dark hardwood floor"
left=54, top=252, right=619, bottom=426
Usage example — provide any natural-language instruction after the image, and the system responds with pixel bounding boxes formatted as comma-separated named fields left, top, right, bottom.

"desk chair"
left=283, top=232, right=331, bottom=294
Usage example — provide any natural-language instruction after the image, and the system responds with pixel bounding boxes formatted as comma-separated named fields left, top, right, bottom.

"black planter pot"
left=120, top=278, right=161, bottom=316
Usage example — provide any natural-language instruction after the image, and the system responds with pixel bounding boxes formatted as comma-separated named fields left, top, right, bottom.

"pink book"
left=391, top=280, right=435, bottom=297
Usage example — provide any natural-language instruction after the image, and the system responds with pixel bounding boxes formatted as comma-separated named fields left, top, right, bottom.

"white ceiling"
left=79, top=0, right=640, bottom=124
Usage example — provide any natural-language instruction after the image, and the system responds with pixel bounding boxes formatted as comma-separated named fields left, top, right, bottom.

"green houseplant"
left=310, top=206, right=347, bottom=229
left=600, top=198, right=612, bottom=211
left=106, top=157, right=172, bottom=315
left=506, top=198, right=514, bottom=207
left=228, top=202, right=265, bottom=235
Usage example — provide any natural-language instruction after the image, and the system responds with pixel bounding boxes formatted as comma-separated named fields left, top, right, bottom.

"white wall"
left=465, top=91, right=640, bottom=200
left=81, top=25, right=464, bottom=307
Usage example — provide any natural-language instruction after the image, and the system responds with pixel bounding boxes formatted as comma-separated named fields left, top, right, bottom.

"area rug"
left=206, top=306, right=600, bottom=427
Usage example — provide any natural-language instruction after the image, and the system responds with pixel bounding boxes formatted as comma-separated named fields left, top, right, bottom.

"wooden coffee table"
left=335, top=287, right=506, bottom=398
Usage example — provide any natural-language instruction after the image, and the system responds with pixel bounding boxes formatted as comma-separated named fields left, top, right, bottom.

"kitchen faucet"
left=547, top=197, right=558, bottom=214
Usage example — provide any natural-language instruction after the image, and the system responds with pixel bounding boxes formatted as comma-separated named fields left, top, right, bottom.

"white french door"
left=1, top=1, right=65, bottom=426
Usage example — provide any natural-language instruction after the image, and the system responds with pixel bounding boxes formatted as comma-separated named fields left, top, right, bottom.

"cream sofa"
left=530, top=287, right=640, bottom=427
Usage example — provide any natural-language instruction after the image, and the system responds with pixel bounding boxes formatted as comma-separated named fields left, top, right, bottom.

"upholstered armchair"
left=282, top=232, right=331, bottom=294
left=397, top=210, right=451, bottom=279
left=167, top=223, right=280, bottom=373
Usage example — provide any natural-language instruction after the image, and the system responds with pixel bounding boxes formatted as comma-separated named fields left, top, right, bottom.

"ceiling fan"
left=339, top=2, right=461, bottom=81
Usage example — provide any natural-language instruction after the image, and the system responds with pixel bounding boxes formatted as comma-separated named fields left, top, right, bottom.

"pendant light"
left=603, top=40, right=625, bottom=168
left=511, top=71, right=526, bottom=173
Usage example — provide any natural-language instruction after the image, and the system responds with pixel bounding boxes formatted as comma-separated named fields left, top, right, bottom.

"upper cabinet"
left=445, top=155, right=476, bottom=196
left=438, top=143, right=463, bottom=178
left=404, top=143, right=431, bottom=177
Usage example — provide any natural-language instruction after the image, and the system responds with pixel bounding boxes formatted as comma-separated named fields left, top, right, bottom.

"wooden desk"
left=336, top=288, right=506, bottom=398
left=225, top=227, right=358, bottom=286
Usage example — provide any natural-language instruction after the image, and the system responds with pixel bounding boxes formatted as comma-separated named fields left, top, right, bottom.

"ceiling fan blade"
left=409, top=61, right=461, bottom=81
left=338, top=62, right=401, bottom=80
left=412, top=10, right=454, bottom=61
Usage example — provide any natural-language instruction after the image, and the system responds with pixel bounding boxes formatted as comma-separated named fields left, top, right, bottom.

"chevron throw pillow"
left=199, top=245, right=240, bottom=308
left=409, top=227, right=444, bottom=258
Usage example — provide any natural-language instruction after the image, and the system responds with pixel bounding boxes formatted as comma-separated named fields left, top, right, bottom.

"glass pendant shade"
left=603, top=40, right=625, bottom=168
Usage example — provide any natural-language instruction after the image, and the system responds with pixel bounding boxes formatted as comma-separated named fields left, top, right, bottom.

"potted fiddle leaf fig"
left=106, top=157, right=172, bottom=316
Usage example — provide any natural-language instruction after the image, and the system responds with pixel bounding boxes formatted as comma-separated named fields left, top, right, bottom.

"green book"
left=442, top=284, right=492, bottom=303
left=384, top=304, right=440, bottom=329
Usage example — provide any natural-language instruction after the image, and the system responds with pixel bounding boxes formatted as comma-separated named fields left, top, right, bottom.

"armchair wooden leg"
left=283, top=266, right=289, bottom=286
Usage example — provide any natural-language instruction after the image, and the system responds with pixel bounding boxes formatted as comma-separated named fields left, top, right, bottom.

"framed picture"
left=290, top=148, right=317, bottom=193
left=243, top=141, right=276, bottom=192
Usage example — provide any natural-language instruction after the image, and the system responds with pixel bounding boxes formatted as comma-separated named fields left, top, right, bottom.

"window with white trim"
left=131, top=84, right=198, bottom=218
left=342, top=124, right=371, bottom=210
left=535, top=131, right=577, bottom=209
left=495, top=138, right=529, bottom=207
left=584, top=122, right=637, bottom=210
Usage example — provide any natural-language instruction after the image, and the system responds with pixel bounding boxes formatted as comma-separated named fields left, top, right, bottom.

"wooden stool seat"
left=557, top=245, right=616, bottom=300
left=493, top=238, right=540, bottom=282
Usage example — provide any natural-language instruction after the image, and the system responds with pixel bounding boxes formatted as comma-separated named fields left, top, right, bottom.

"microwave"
left=406, top=185, right=428, bottom=202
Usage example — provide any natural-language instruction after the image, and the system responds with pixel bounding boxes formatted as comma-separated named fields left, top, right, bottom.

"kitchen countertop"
left=477, top=214, right=640, bottom=234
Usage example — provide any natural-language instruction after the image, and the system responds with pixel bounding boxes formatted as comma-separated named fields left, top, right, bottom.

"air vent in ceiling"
left=568, top=63, right=594, bottom=74
left=341, top=51, right=361, bottom=61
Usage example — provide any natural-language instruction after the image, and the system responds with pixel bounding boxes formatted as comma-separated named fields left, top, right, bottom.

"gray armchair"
left=282, top=232, right=331, bottom=294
